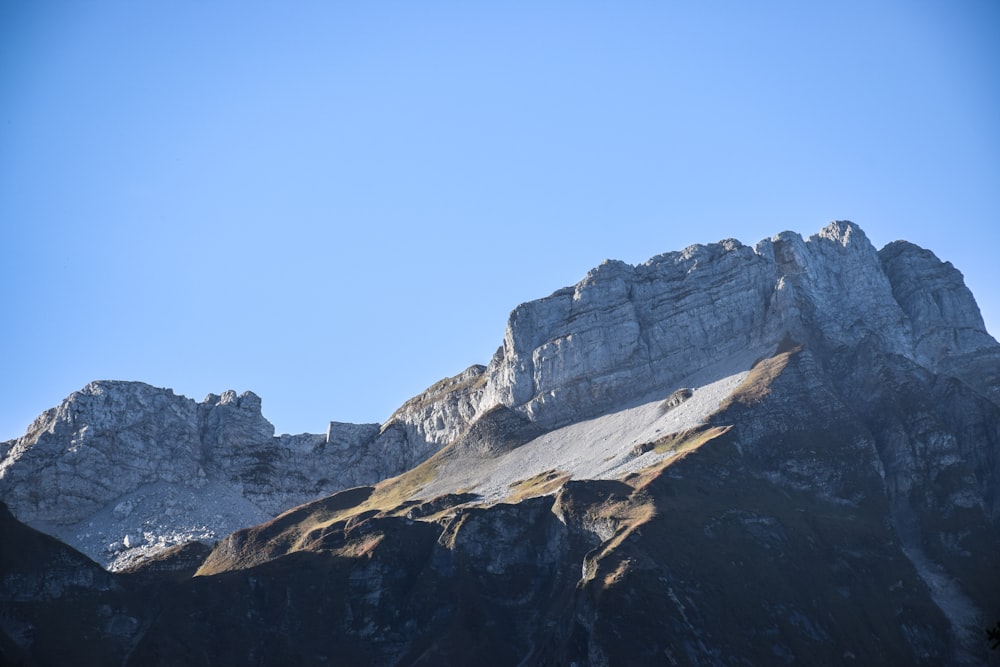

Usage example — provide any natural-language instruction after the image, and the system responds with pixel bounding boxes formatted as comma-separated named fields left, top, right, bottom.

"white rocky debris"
left=417, top=354, right=756, bottom=503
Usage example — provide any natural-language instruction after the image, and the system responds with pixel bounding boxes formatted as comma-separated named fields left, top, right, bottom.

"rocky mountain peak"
left=472, top=220, right=969, bottom=433
left=2, top=222, right=997, bottom=568
left=816, top=218, right=865, bottom=245
left=2, top=221, right=999, bottom=665
left=332, top=220, right=997, bottom=471
left=0, top=380, right=365, bottom=569
left=1, top=382, right=247, bottom=524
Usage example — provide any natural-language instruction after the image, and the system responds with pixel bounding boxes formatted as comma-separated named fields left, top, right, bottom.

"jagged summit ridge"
left=0, top=380, right=382, bottom=569
left=1, top=381, right=271, bottom=525
left=1, top=221, right=996, bottom=571
left=470, top=221, right=993, bottom=433
left=3, top=220, right=1000, bottom=665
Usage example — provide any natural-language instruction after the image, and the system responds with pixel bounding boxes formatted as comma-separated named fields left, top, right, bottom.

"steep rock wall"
left=0, top=381, right=380, bottom=567
left=475, top=221, right=991, bottom=431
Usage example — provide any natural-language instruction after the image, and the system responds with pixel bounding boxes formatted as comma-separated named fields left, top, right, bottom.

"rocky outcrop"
left=2, top=221, right=999, bottom=665
left=475, top=221, right=996, bottom=430
left=1, top=381, right=209, bottom=525
left=0, top=381, right=384, bottom=568
left=3, top=221, right=998, bottom=575
left=880, top=239, right=1000, bottom=402
left=376, top=222, right=996, bottom=462
left=380, top=364, right=487, bottom=449
left=879, top=240, right=994, bottom=363
left=0, top=368, right=490, bottom=569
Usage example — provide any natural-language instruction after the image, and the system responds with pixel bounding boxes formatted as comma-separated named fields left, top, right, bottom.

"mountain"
left=2, top=221, right=999, bottom=665
left=0, top=382, right=389, bottom=570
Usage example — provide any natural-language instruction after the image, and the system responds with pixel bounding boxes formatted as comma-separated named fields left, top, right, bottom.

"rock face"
left=0, top=370, right=492, bottom=569
left=2, top=381, right=214, bottom=525
left=5, top=221, right=995, bottom=570
left=2, top=220, right=999, bottom=665
left=0, top=382, right=382, bottom=568
left=476, top=221, right=994, bottom=430
left=879, top=239, right=1000, bottom=402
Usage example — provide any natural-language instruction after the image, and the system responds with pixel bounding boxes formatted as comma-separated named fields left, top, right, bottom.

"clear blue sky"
left=2, top=1, right=998, bottom=438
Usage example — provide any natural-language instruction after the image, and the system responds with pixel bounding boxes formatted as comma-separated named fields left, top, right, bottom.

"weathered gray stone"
left=474, top=221, right=996, bottom=430
left=3, top=220, right=997, bottom=574
left=0, top=381, right=385, bottom=567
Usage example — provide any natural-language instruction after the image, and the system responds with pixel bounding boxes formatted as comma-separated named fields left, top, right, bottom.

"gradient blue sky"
left=2, top=1, right=998, bottom=438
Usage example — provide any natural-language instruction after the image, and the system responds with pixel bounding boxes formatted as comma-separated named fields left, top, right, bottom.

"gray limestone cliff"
left=2, top=219, right=1000, bottom=665
left=879, top=239, right=1000, bottom=401
left=474, top=221, right=996, bottom=431
left=382, top=221, right=960, bottom=451
left=0, top=382, right=380, bottom=568
left=2, top=220, right=997, bottom=572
